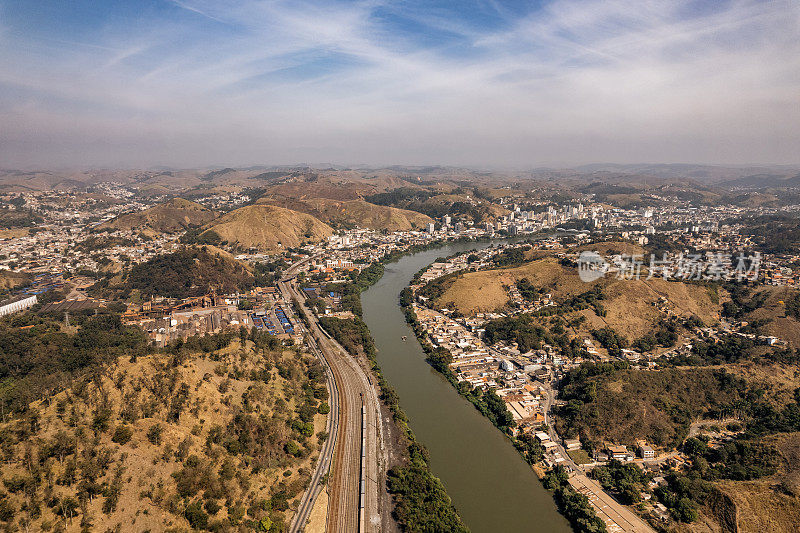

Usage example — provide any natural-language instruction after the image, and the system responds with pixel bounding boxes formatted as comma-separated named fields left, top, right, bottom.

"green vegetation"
left=516, top=277, right=543, bottom=301
left=722, top=283, right=769, bottom=319
left=653, top=437, right=777, bottom=523
left=592, top=460, right=650, bottom=505
left=181, top=227, right=223, bottom=246
left=483, top=314, right=549, bottom=352
left=0, top=206, right=42, bottom=228
left=74, top=235, right=136, bottom=252
left=555, top=362, right=748, bottom=448
left=532, top=285, right=606, bottom=317
left=0, top=312, right=150, bottom=415
left=491, top=247, right=526, bottom=266
left=590, top=326, right=628, bottom=357
left=366, top=187, right=494, bottom=222
left=121, top=247, right=253, bottom=299
left=318, top=317, right=375, bottom=358
left=543, top=466, right=607, bottom=533
left=417, top=271, right=459, bottom=302
left=631, top=320, right=679, bottom=352
left=253, top=258, right=288, bottom=287
left=387, top=444, right=469, bottom=533
left=734, top=214, right=800, bottom=254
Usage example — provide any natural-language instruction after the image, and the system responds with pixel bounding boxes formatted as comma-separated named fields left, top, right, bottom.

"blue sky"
left=0, top=0, right=798, bottom=168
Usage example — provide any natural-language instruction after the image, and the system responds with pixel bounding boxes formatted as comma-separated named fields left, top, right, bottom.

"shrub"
left=185, top=500, right=209, bottom=529
left=111, top=425, right=133, bottom=445
left=146, top=424, right=163, bottom=445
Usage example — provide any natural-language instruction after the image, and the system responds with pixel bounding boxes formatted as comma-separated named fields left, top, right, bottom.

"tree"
left=147, top=423, right=163, bottom=445
left=675, top=497, right=698, bottom=522
left=111, top=425, right=133, bottom=445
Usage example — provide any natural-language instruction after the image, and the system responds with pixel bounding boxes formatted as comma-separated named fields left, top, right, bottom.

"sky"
left=0, top=0, right=798, bottom=169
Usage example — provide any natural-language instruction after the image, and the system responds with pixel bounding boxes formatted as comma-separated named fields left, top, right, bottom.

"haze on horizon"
left=0, top=0, right=798, bottom=169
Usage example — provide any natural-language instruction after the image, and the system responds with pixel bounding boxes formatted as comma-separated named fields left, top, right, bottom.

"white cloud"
left=0, top=0, right=798, bottom=167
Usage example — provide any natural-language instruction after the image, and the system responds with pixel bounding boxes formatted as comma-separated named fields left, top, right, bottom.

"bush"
left=204, top=498, right=221, bottom=515
left=146, top=423, right=163, bottom=445
left=111, top=425, right=133, bottom=445
left=284, top=441, right=301, bottom=457
left=185, top=500, right=209, bottom=529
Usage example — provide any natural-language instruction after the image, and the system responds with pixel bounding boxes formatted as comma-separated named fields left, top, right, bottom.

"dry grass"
left=205, top=204, right=333, bottom=251
left=99, top=197, right=217, bottom=234
left=742, top=286, right=800, bottom=349
left=303, top=198, right=433, bottom=231
left=435, top=254, right=720, bottom=340
left=0, top=340, right=326, bottom=532
left=721, top=363, right=800, bottom=407
left=0, top=228, right=29, bottom=239
left=0, top=270, right=29, bottom=290
left=680, top=432, right=800, bottom=533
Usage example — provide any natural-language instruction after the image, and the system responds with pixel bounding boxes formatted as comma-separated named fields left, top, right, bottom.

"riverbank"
left=396, top=241, right=613, bottom=533
left=314, top=262, right=470, bottom=532
left=360, top=240, right=572, bottom=533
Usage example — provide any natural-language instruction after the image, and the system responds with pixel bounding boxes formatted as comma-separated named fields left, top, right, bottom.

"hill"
left=366, top=188, right=508, bottom=223
left=123, top=247, right=254, bottom=299
left=0, top=323, right=329, bottom=532
left=431, top=255, right=719, bottom=340
left=555, top=364, right=749, bottom=448
left=0, top=270, right=29, bottom=291
left=706, top=432, right=800, bottom=533
left=202, top=205, right=333, bottom=252
left=98, top=198, right=217, bottom=234
left=258, top=197, right=433, bottom=231
left=726, top=285, right=800, bottom=349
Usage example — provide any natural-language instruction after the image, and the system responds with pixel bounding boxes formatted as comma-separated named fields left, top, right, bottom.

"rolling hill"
left=257, top=197, right=433, bottom=231
left=431, top=255, right=719, bottom=341
left=306, top=198, right=433, bottom=230
left=125, top=246, right=254, bottom=298
left=201, top=204, right=333, bottom=252
left=0, top=319, right=328, bottom=532
left=98, top=198, right=217, bottom=234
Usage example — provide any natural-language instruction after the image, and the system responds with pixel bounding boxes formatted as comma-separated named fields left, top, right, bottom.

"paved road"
left=542, top=384, right=580, bottom=472
left=282, top=256, right=383, bottom=533
left=569, top=475, right=656, bottom=533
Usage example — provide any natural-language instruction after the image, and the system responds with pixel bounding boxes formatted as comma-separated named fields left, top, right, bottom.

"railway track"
left=283, top=255, right=383, bottom=532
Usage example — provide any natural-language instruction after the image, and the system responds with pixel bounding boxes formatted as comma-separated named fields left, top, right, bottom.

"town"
left=1, top=172, right=799, bottom=533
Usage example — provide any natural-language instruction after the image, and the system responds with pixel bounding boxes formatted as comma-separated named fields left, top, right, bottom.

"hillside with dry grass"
left=0, top=270, right=29, bottom=292
left=0, top=334, right=329, bottom=532
left=677, top=432, right=800, bottom=533
left=202, top=205, right=333, bottom=252
left=98, top=198, right=217, bottom=235
left=260, top=197, right=433, bottom=231
left=433, top=256, right=719, bottom=340
left=735, top=286, right=800, bottom=349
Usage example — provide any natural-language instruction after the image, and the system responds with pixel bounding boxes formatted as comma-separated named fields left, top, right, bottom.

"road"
left=282, top=255, right=383, bottom=533
left=542, top=383, right=580, bottom=472
left=569, top=475, right=656, bottom=533
left=543, top=384, right=655, bottom=533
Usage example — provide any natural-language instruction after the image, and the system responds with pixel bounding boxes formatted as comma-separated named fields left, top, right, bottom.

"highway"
left=282, top=255, right=383, bottom=533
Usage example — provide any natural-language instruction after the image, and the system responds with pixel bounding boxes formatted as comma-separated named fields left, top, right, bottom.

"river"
left=361, top=239, right=572, bottom=533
